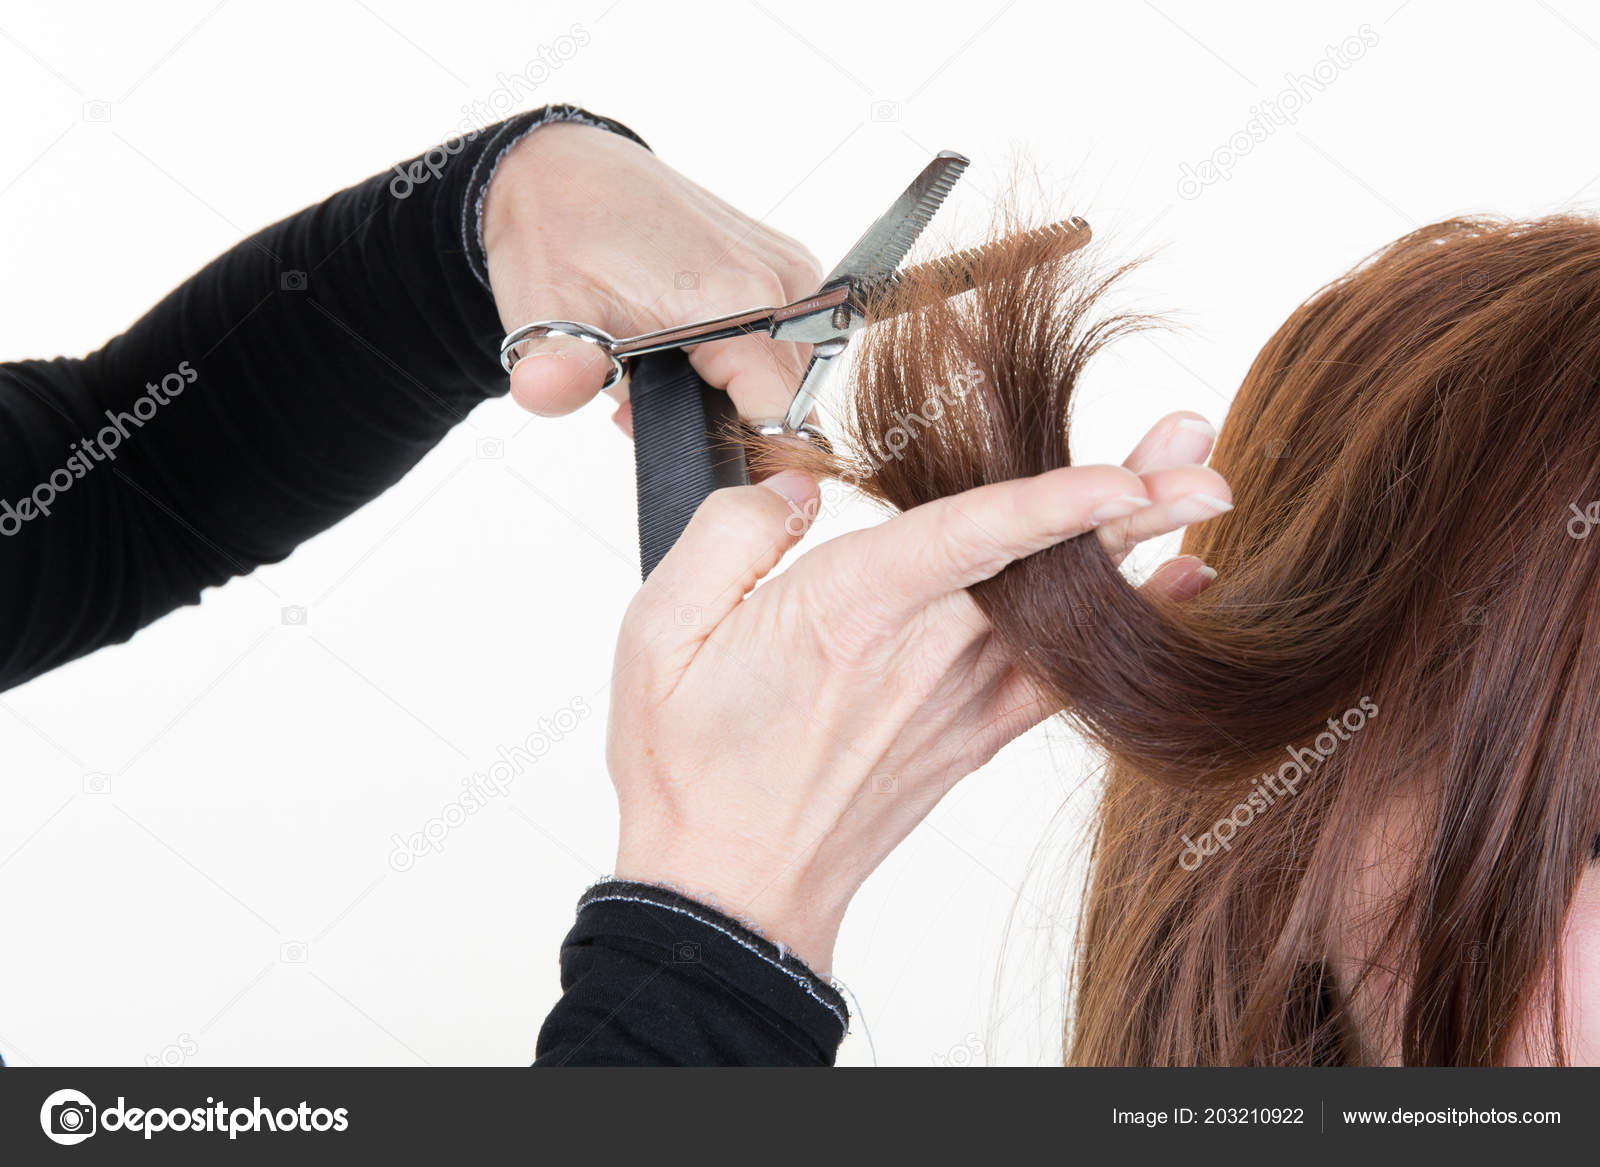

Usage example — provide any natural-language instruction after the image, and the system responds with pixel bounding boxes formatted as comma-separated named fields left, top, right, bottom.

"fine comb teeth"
left=863, top=216, right=1093, bottom=309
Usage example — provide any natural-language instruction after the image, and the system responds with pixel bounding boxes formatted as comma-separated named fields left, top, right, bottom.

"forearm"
left=0, top=104, right=643, bottom=691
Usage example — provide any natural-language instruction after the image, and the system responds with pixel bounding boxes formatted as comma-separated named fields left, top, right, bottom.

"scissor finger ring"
left=498, top=320, right=628, bottom=392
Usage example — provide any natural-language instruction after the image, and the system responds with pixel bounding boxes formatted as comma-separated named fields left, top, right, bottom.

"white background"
left=0, top=0, right=1593, bottom=1066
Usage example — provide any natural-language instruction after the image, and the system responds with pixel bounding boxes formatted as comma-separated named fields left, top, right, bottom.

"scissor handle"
left=630, top=351, right=749, bottom=579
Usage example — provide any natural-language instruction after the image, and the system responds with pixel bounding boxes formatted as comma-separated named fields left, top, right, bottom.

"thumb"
left=504, top=290, right=628, bottom=417
left=634, top=470, right=820, bottom=652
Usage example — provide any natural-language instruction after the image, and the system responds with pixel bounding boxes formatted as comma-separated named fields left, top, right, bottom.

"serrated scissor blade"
left=820, top=150, right=969, bottom=291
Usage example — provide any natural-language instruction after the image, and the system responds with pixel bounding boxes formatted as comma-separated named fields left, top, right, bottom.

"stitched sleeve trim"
left=574, top=879, right=849, bottom=1040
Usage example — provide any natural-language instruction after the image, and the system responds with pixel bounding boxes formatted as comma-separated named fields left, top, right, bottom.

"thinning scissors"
left=499, top=150, right=1090, bottom=576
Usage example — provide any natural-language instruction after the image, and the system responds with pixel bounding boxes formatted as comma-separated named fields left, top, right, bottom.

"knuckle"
left=617, top=590, right=659, bottom=652
left=780, top=247, right=824, bottom=290
left=799, top=543, right=896, bottom=658
left=764, top=228, right=824, bottom=284
left=700, top=264, right=785, bottom=310
left=942, top=590, right=992, bottom=637
left=747, top=265, right=788, bottom=306
left=686, top=265, right=739, bottom=306
left=932, top=502, right=1011, bottom=580
left=807, top=586, right=886, bottom=668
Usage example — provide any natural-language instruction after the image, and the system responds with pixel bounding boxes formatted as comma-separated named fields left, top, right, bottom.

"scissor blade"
left=820, top=150, right=969, bottom=292
left=860, top=216, right=1092, bottom=317
left=778, top=217, right=1093, bottom=430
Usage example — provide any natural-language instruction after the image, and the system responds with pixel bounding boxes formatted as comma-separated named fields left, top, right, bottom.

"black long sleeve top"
left=0, top=104, right=848, bottom=1068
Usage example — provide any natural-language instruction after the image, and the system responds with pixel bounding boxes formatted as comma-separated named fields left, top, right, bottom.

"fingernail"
left=760, top=470, right=816, bottom=507
left=1168, top=493, right=1234, bottom=524
left=1089, top=495, right=1152, bottom=525
left=1194, top=563, right=1218, bottom=582
left=1166, top=417, right=1218, bottom=466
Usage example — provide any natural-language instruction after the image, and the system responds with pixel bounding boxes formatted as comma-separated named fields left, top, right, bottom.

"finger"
left=1095, top=465, right=1234, bottom=562
left=1139, top=554, right=1218, bottom=603
left=673, top=264, right=809, bottom=422
left=509, top=343, right=622, bottom=417
left=773, top=246, right=825, bottom=303
left=611, top=397, right=634, bottom=438
left=832, top=463, right=1153, bottom=624
left=505, top=284, right=627, bottom=417
left=633, top=470, right=820, bottom=651
left=687, top=332, right=811, bottom=423
left=1121, top=411, right=1217, bottom=474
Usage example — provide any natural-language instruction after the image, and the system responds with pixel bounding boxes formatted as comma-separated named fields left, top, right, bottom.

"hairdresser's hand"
left=482, top=121, right=821, bottom=434
left=608, top=413, right=1231, bottom=973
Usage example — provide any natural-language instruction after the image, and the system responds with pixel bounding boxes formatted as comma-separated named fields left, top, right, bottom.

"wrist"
left=481, top=120, right=610, bottom=262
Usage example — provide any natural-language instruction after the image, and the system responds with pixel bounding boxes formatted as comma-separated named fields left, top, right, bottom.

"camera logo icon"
left=279, top=270, right=308, bottom=292
left=280, top=604, right=308, bottom=626
left=40, top=1088, right=96, bottom=1146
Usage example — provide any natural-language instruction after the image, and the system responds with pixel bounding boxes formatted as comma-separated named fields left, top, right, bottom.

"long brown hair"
left=755, top=211, right=1600, bottom=1064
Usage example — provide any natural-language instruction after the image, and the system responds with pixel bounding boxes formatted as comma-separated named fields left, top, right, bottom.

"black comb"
left=631, top=351, right=749, bottom=579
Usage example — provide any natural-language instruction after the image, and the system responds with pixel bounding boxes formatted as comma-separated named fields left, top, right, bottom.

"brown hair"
left=753, top=212, right=1600, bottom=1064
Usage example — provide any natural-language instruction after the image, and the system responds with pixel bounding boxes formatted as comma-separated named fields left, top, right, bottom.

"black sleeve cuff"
left=534, top=880, right=849, bottom=1066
